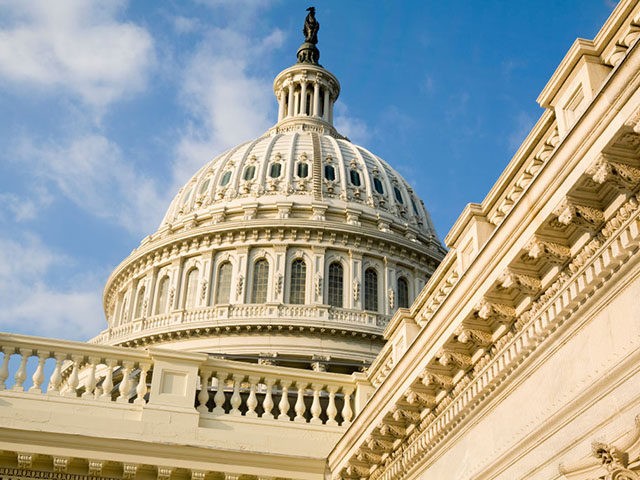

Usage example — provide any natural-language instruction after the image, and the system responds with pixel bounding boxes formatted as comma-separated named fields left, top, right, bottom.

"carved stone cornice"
left=553, top=200, right=605, bottom=231
left=353, top=181, right=640, bottom=480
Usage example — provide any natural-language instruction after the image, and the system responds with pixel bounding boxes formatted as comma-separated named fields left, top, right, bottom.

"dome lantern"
left=271, top=7, right=341, bottom=137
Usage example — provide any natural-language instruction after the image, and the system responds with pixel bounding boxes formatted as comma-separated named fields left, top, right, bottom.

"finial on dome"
left=297, top=7, right=320, bottom=64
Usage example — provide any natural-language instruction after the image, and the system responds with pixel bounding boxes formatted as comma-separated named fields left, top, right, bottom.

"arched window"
left=397, top=277, right=409, bottom=309
left=184, top=268, right=199, bottom=309
left=251, top=259, right=269, bottom=303
left=411, top=197, right=420, bottom=216
left=215, top=262, right=232, bottom=304
left=117, top=295, right=128, bottom=325
left=155, top=276, right=169, bottom=314
left=328, top=262, right=344, bottom=307
left=364, top=268, right=378, bottom=311
left=134, top=286, right=146, bottom=318
left=289, top=259, right=306, bottom=304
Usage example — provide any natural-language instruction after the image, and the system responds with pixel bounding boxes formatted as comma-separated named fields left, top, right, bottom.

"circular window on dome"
left=269, top=162, right=282, bottom=178
left=373, top=177, right=384, bottom=195
left=324, top=164, right=336, bottom=181
left=220, top=171, right=232, bottom=186
left=350, top=169, right=361, bottom=187
left=296, top=162, right=309, bottom=178
left=243, top=165, right=256, bottom=181
left=394, top=186, right=404, bottom=204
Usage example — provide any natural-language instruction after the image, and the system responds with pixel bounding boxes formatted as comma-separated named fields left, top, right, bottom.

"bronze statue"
left=303, top=7, right=319, bottom=44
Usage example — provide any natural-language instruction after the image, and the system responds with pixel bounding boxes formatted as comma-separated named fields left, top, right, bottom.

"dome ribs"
left=311, top=132, right=323, bottom=201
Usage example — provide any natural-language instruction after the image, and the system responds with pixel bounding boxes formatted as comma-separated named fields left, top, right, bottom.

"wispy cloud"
left=0, top=0, right=155, bottom=108
left=0, top=233, right=104, bottom=340
left=334, top=101, right=370, bottom=144
left=173, top=25, right=284, bottom=185
left=16, top=134, right=166, bottom=235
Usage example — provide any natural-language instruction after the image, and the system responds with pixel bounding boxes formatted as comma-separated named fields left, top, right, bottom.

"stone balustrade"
left=197, top=357, right=358, bottom=426
left=0, top=332, right=365, bottom=428
left=90, top=304, right=389, bottom=344
left=0, top=332, right=151, bottom=402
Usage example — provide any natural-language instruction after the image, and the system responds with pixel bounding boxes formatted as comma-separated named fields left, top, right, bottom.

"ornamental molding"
left=559, top=415, right=640, bottom=480
left=337, top=189, right=640, bottom=480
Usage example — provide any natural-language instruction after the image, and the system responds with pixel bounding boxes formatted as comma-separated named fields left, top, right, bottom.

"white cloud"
left=0, top=234, right=104, bottom=340
left=17, top=134, right=167, bottom=235
left=334, top=101, right=371, bottom=145
left=173, top=26, right=284, bottom=185
left=0, top=188, right=52, bottom=222
left=0, top=0, right=154, bottom=107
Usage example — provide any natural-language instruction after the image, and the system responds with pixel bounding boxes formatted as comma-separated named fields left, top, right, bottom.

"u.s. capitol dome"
left=96, top=25, right=446, bottom=372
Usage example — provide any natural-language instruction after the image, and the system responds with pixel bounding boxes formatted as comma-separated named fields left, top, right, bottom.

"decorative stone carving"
left=353, top=280, right=360, bottom=302
left=17, top=453, right=33, bottom=469
left=236, top=275, right=244, bottom=298
left=387, top=288, right=395, bottom=309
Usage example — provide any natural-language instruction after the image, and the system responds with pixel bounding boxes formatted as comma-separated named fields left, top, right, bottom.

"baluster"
left=0, top=347, right=13, bottom=390
left=64, top=355, right=82, bottom=397
left=81, top=357, right=99, bottom=398
left=326, top=386, right=338, bottom=426
left=117, top=361, right=133, bottom=403
left=197, top=368, right=212, bottom=413
left=13, top=348, right=30, bottom=392
left=262, top=378, right=274, bottom=420
left=342, top=388, right=354, bottom=426
left=277, top=380, right=290, bottom=421
left=310, top=383, right=323, bottom=424
left=29, top=351, right=48, bottom=393
left=212, top=372, right=226, bottom=415
left=100, top=359, right=115, bottom=401
left=229, top=375, right=242, bottom=416
left=245, top=376, right=259, bottom=418
left=47, top=353, right=65, bottom=395
left=134, top=363, right=150, bottom=405
left=294, top=382, right=307, bottom=423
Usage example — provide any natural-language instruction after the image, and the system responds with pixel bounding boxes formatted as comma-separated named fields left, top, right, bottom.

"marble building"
left=1, top=2, right=640, bottom=480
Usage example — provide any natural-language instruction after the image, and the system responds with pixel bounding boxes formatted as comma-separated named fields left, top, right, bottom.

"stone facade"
left=2, top=2, right=640, bottom=480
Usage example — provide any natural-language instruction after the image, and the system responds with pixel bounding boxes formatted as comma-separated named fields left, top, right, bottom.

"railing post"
left=146, top=348, right=207, bottom=410
left=351, top=371, right=374, bottom=415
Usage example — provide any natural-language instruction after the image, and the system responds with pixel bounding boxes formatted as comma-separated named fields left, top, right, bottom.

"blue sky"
left=0, top=0, right=615, bottom=340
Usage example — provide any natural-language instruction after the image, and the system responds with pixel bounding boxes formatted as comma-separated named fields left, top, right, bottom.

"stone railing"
left=0, top=333, right=151, bottom=403
left=196, top=357, right=364, bottom=426
left=91, top=304, right=390, bottom=344
left=0, top=332, right=367, bottom=427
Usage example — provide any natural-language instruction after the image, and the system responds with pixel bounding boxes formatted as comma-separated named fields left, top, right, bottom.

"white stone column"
left=293, top=89, right=300, bottom=116
left=287, top=83, right=294, bottom=117
left=328, top=94, right=334, bottom=124
left=277, top=91, right=285, bottom=121
left=313, top=82, right=320, bottom=117
left=323, top=88, right=330, bottom=121
left=300, top=80, right=308, bottom=115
